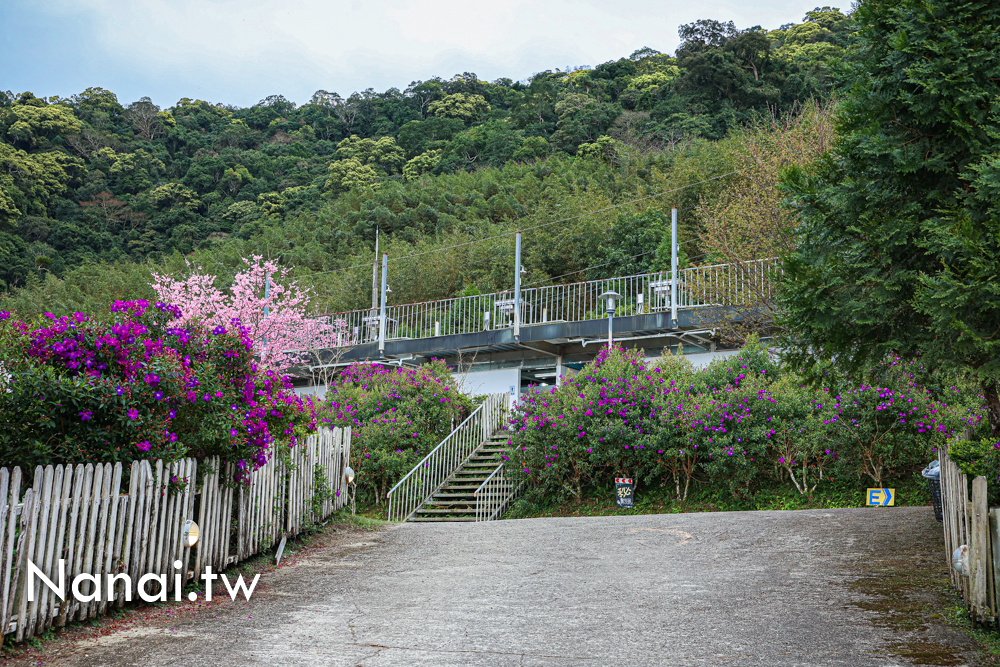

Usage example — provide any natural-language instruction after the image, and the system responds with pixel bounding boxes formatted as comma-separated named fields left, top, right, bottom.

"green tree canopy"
left=780, top=0, right=1000, bottom=433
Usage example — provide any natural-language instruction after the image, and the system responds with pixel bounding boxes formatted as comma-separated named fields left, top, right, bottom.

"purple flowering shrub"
left=509, top=347, right=697, bottom=500
left=686, top=377, right=774, bottom=499
left=507, top=339, right=977, bottom=504
left=0, top=302, right=309, bottom=476
left=811, top=366, right=965, bottom=487
left=316, top=360, right=471, bottom=504
left=761, top=377, right=832, bottom=495
left=694, top=341, right=780, bottom=392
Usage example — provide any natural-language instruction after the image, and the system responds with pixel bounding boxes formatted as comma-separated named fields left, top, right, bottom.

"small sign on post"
left=615, top=478, right=634, bottom=508
left=867, top=488, right=895, bottom=506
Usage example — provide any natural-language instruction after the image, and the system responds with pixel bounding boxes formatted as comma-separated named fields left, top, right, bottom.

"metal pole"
left=371, top=227, right=379, bottom=310
left=262, top=272, right=270, bottom=348
left=607, top=312, right=613, bottom=350
left=263, top=273, right=270, bottom=317
left=378, top=253, right=388, bottom=354
left=671, top=207, right=678, bottom=325
left=514, top=231, right=522, bottom=340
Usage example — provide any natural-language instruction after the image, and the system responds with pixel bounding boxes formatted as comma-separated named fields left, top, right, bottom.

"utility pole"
left=378, top=253, right=388, bottom=355
left=514, top=231, right=522, bottom=340
left=262, top=272, right=270, bottom=349
left=671, top=207, right=678, bottom=326
left=263, top=272, right=270, bottom=316
left=371, top=227, right=379, bottom=311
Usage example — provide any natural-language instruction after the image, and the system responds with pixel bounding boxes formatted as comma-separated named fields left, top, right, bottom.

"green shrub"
left=948, top=438, right=1000, bottom=481
left=507, top=343, right=979, bottom=506
left=318, top=360, right=472, bottom=505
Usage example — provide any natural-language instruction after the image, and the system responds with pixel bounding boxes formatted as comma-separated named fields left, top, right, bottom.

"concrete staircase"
left=410, top=433, right=508, bottom=522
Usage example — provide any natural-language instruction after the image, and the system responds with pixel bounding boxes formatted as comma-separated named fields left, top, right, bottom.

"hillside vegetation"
left=0, top=9, right=850, bottom=317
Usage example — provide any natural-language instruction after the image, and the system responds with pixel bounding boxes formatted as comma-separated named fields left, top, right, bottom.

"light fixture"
left=182, top=520, right=199, bottom=547
left=597, top=289, right=622, bottom=316
left=344, top=466, right=357, bottom=515
left=386, top=285, right=392, bottom=294
left=520, top=266, right=527, bottom=275
left=597, top=289, right=623, bottom=350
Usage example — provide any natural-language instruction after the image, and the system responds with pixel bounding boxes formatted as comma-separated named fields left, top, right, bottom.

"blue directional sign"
left=867, top=488, right=895, bottom=506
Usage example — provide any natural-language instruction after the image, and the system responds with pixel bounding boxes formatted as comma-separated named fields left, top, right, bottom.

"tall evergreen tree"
left=780, top=0, right=1000, bottom=432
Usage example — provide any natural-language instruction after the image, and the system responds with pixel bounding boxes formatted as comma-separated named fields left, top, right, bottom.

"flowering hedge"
left=317, top=360, right=471, bottom=503
left=506, top=340, right=978, bottom=503
left=0, top=302, right=310, bottom=477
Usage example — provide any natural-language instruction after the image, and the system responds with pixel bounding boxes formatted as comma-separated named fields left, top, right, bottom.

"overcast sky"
left=3, top=0, right=830, bottom=109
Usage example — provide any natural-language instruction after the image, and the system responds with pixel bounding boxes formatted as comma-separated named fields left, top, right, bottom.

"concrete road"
left=61, top=507, right=971, bottom=666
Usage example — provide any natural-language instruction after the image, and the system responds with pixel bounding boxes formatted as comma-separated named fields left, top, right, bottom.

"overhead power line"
left=296, top=170, right=741, bottom=278
left=522, top=242, right=706, bottom=288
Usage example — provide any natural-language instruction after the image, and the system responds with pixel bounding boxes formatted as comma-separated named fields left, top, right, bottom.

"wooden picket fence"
left=0, top=427, right=350, bottom=643
left=939, top=444, right=998, bottom=625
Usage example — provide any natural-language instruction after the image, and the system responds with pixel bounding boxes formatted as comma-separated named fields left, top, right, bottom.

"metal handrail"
left=386, top=392, right=508, bottom=522
left=474, top=462, right=519, bottom=522
left=474, top=464, right=503, bottom=495
left=298, top=258, right=782, bottom=350
left=387, top=404, right=483, bottom=496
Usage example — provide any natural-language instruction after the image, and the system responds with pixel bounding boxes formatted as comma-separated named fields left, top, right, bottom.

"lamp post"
left=597, top=289, right=622, bottom=350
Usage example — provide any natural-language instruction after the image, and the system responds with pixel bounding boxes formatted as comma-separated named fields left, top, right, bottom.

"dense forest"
left=0, top=8, right=851, bottom=317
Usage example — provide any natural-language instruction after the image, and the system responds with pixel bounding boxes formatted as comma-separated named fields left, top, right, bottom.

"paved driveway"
left=60, top=507, right=974, bottom=666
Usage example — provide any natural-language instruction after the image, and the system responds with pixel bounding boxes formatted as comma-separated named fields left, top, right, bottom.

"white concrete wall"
left=673, top=348, right=744, bottom=369
left=293, top=385, right=329, bottom=400
left=456, top=367, right=521, bottom=398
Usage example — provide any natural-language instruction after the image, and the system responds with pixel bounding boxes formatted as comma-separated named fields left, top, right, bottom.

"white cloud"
left=22, top=0, right=827, bottom=106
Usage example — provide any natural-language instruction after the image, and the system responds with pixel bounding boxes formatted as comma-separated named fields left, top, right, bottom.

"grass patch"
left=333, top=511, right=387, bottom=531
left=505, top=471, right=933, bottom=519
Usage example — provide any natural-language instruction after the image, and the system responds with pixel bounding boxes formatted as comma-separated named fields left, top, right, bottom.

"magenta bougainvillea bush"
left=0, top=301, right=311, bottom=475
left=316, top=360, right=471, bottom=503
left=507, top=340, right=982, bottom=502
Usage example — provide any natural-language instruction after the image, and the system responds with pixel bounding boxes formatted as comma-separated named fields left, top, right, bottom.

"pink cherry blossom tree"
left=151, top=256, right=347, bottom=371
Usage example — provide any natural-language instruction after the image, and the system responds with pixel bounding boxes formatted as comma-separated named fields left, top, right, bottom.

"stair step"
left=396, top=432, right=518, bottom=521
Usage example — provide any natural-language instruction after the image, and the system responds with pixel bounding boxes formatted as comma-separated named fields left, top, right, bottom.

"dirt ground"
left=1, top=507, right=993, bottom=666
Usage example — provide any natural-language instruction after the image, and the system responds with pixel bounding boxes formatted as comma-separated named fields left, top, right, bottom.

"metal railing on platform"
left=386, top=393, right=508, bottom=522
left=299, top=258, right=781, bottom=350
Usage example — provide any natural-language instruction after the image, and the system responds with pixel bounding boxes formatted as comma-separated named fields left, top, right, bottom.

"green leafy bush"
left=317, top=360, right=472, bottom=504
left=948, top=438, right=1000, bottom=481
left=0, top=302, right=309, bottom=476
left=507, top=342, right=979, bottom=505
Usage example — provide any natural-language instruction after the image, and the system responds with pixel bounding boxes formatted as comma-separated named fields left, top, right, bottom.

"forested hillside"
left=0, top=8, right=851, bottom=316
